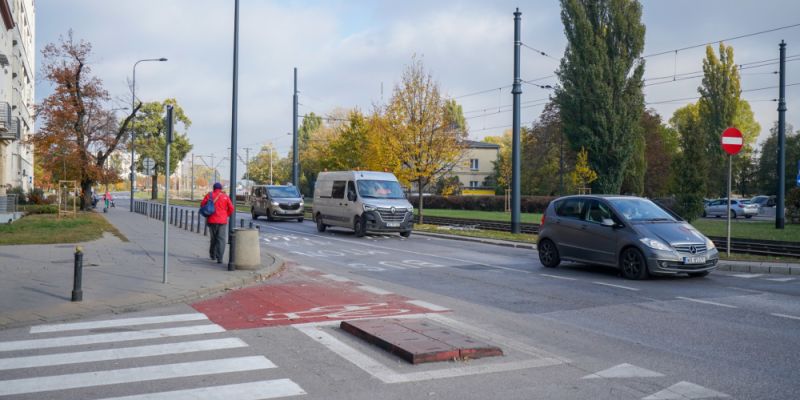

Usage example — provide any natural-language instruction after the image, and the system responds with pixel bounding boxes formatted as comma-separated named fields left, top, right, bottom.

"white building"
left=0, top=0, right=34, bottom=195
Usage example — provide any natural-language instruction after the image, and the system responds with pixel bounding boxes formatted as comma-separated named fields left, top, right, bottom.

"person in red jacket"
left=201, top=182, right=235, bottom=264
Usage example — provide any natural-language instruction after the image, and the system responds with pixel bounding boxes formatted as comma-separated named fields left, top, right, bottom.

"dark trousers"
left=209, top=223, right=227, bottom=262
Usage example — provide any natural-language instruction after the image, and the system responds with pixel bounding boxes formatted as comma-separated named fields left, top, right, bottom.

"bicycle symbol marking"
left=262, top=302, right=411, bottom=321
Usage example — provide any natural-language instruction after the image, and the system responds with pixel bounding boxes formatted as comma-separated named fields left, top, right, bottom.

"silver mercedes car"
left=537, top=195, right=719, bottom=279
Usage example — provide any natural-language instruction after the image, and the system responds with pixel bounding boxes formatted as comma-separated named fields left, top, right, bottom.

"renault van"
left=250, top=185, right=305, bottom=222
left=313, top=171, right=414, bottom=237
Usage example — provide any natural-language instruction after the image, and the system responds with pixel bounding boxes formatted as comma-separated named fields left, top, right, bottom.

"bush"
left=21, top=204, right=58, bottom=214
left=27, top=188, right=51, bottom=205
left=408, top=195, right=555, bottom=213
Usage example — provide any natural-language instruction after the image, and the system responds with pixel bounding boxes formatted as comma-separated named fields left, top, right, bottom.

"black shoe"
left=217, top=259, right=222, bottom=264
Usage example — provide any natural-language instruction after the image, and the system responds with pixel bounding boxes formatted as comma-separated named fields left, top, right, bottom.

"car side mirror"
left=601, top=218, right=616, bottom=227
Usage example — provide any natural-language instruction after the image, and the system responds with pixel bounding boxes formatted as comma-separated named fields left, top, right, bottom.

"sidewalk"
left=0, top=207, right=283, bottom=330
left=414, top=231, right=800, bottom=275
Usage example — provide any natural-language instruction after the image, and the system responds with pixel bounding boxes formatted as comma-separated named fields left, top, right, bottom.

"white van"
left=313, top=171, right=414, bottom=237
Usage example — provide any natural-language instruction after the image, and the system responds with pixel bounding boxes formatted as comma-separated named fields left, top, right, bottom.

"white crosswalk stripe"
left=0, top=312, right=306, bottom=399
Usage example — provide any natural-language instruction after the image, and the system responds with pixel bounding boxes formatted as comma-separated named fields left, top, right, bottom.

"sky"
left=35, top=0, right=800, bottom=180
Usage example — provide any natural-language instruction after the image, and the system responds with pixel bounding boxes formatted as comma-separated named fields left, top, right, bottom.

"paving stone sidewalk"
left=0, top=206, right=283, bottom=330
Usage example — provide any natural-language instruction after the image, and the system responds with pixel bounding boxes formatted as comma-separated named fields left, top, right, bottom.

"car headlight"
left=639, top=238, right=671, bottom=251
left=705, top=237, right=716, bottom=250
left=363, top=204, right=377, bottom=212
left=271, top=201, right=279, bottom=206
left=299, top=200, right=304, bottom=206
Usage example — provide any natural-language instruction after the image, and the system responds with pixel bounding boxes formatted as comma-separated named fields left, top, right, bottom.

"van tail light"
left=541, top=214, right=546, bottom=226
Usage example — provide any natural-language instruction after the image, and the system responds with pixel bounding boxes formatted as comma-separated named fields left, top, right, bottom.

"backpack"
left=199, top=193, right=219, bottom=217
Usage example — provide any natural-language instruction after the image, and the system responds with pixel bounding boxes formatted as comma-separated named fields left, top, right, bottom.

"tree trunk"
left=151, top=174, right=158, bottom=200
left=80, top=179, right=93, bottom=211
left=418, top=178, right=424, bottom=225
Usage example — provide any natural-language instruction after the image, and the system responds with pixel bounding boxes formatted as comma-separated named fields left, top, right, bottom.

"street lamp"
left=129, top=57, right=168, bottom=211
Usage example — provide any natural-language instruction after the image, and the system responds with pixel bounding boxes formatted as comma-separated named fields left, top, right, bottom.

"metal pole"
left=190, top=153, right=194, bottom=201
left=163, top=105, right=174, bottom=284
left=777, top=40, right=787, bottom=229
left=510, top=8, right=522, bottom=234
left=71, top=246, right=83, bottom=302
left=130, top=64, right=137, bottom=212
left=727, top=155, right=732, bottom=257
left=292, top=68, right=299, bottom=187
left=228, top=0, right=240, bottom=271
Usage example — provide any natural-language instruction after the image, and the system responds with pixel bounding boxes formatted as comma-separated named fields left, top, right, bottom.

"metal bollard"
left=185, top=211, right=189, bottom=230
left=191, top=211, right=195, bottom=232
left=249, top=221, right=253, bottom=229
left=72, top=247, right=83, bottom=302
left=240, top=218, right=244, bottom=228
left=179, top=209, right=183, bottom=228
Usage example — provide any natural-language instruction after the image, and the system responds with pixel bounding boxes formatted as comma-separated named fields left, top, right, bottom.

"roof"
left=465, top=140, right=500, bottom=149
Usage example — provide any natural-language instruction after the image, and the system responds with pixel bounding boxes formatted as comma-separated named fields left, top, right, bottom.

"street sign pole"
left=162, top=105, right=174, bottom=284
left=726, top=155, right=732, bottom=258
left=721, top=127, right=744, bottom=258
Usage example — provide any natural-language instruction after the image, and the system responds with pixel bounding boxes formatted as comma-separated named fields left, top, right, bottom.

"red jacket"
left=201, top=189, right=235, bottom=224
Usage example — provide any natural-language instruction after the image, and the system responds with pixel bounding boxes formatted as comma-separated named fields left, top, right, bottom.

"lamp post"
left=129, top=57, right=168, bottom=212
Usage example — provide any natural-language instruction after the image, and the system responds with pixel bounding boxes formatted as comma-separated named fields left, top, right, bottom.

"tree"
left=670, top=103, right=707, bottom=221
left=555, top=0, right=646, bottom=194
left=756, top=123, right=800, bottom=195
left=570, top=147, right=598, bottom=194
left=641, top=110, right=679, bottom=198
left=522, top=102, right=573, bottom=195
left=484, top=132, right=511, bottom=194
left=131, top=99, right=193, bottom=199
left=380, top=58, right=467, bottom=223
left=697, top=43, right=743, bottom=197
left=34, top=31, right=141, bottom=210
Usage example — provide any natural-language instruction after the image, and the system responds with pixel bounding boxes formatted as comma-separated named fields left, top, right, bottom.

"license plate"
left=386, top=222, right=400, bottom=228
left=683, top=256, right=706, bottom=264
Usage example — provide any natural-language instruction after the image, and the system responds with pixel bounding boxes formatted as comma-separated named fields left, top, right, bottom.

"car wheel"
left=315, top=213, right=326, bottom=232
left=730, top=210, right=737, bottom=219
left=266, top=211, right=274, bottom=222
left=745, top=215, right=752, bottom=219
left=620, top=247, right=649, bottom=280
left=688, top=271, right=710, bottom=278
left=400, top=230, right=411, bottom=238
left=354, top=216, right=366, bottom=237
left=251, top=208, right=258, bottom=221
left=538, top=239, right=561, bottom=268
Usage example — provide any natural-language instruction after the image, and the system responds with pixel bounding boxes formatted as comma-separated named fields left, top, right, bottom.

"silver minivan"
left=250, top=185, right=305, bottom=222
left=537, top=195, right=719, bottom=279
left=313, top=171, right=414, bottom=237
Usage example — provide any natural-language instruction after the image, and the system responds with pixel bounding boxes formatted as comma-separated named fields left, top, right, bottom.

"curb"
left=413, top=230, right=536, bottom=250
left=716, top=261, right=800, bottom=275
left=0, top=253, right=285, bottom=331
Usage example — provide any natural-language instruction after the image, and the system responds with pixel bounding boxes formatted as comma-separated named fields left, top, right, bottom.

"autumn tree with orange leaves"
left=34, top=31, right=140, bottom=210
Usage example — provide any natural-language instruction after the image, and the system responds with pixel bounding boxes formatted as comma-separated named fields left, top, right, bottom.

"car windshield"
left=608, top=198, right=676, bottom=222
left=268, top=186, right=300, bottom=198
left=357, top=180, right=405, bottom=199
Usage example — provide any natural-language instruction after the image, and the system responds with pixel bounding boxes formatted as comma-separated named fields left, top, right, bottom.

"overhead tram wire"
left=645, top=82, right=800, bottom=105
left=642, top=22, right=800, bottom=59
left=520, top=43, right=559, bottom=61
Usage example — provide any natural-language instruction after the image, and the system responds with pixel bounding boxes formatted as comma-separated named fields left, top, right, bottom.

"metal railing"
left=0, top=195, right=18, bottom=213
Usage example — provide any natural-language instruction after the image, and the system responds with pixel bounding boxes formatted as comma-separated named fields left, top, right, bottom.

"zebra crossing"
left=0, top=312, right=306, bottom=399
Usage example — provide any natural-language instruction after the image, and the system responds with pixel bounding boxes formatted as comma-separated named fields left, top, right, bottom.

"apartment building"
left=450, top=140, right=500, bottom=193
left=0, top=0, right=34, bottom=195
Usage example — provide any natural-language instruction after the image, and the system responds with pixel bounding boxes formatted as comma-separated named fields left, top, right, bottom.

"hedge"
left=408, top=195, right=555, bottom=213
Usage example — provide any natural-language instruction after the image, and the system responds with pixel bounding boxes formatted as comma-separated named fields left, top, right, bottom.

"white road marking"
left=321, top=274, right=351, bottom=282
left=405, top=300, right=449, bottom=312
left=296, top=266, right=316, bottom=271
left=30, top=313, right=208, bottom=334
left=642, top=381, right=729, bottom=399
left=676, top=296, right=738, bottom=309
left=582, top=363, right=664, bottom=379
left=772, top=313, right=800, bottom=321
left=357, top=285, right=394, bottom=295
left=0, top=338, right=247, bottom=371
left=765, top=277, right=795, bottom=282
left=540, top=274, right=577, bottom=281
left=0, top=356, right=276, bottom=397
left=731, top=273, right=764, bottom=279
left=0, top=324, right=225, bottom=352
left=592, top=282, right=640, bottom=291
left=265, top=225, right=534, bottom=274
left=96, top=379, right=306, bottom=400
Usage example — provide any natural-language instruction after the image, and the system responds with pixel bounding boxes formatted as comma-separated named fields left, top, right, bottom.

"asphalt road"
left=2, top=204, right=798, bottom=399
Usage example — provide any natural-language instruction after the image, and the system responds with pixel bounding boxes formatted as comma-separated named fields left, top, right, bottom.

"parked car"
left=313, top=171, right=414, bottom=237
left=250, top=185, right=305, bottom=222
left=537, top=195, right=719, bottom=280
left=750, top=195, right=776, bottom=209
left=703, top=198, right=758, bottom=218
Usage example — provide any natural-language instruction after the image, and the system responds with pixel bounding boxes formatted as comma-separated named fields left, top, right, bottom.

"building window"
left=470, top=159, right=479, bottom=170
left=469, top=181, right=479, bottom=188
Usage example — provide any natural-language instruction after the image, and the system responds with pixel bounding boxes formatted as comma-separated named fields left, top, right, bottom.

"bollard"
left=71, top=246, right=83, bottom=302
left=249, top=221, right=253, bottom=229
left=191, top=211, right=195, bottom=232
left=240, top=218, right=244, bottom=228
left=185, top=211, right=189, bottom=230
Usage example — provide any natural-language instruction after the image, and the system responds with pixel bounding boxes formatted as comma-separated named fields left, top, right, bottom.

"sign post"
left=721, top=127, right=744, bottom=257
left=162, top=106, right=174, bottom=284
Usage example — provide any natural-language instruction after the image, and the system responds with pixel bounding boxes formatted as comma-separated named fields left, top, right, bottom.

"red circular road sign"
left=721, top=127, right=743, bottom=155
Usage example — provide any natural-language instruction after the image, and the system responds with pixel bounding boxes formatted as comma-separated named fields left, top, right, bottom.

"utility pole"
left=228, top=0, right=240, bottom=271
left=244, top=147, right=251, bottom=192
left=190, top=153, right=194, bottom=201
left=269, top=143, right=273, bottom=185
left=210, top=154, right=215, bottom=183
left=510, top=8, right=522, bottom=234
left=292, top=67, right=299, bottom=187
left=776, top=40, right=787, bottom=229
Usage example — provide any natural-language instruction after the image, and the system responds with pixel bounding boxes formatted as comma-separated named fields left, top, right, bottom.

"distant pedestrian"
left=103, top=191, right=113, bottom=210
left=201, top=182, right=235, bottom=264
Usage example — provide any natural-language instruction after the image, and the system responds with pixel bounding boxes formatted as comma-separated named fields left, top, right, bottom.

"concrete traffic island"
left=340, top=318, right=503, bottom=364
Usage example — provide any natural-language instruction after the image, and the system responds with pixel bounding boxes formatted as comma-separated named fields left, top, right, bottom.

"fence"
left=0, top=194, right=17, bottom=213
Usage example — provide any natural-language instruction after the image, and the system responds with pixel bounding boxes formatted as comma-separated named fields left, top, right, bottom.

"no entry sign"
left=721, top=127, right=743, bottom=155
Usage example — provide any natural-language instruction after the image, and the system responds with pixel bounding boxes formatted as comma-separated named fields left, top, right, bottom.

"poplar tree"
left=555, top=0, right=646, bottom=194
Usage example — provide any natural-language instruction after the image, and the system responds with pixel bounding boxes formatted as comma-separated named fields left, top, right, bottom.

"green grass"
left=0, top=213, right=127, bottom=245
left=689, top=219, right=800, bottom=242
left=414, top=223, right=537, bottom=244
left=416, top=209, right=543, bottom=224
